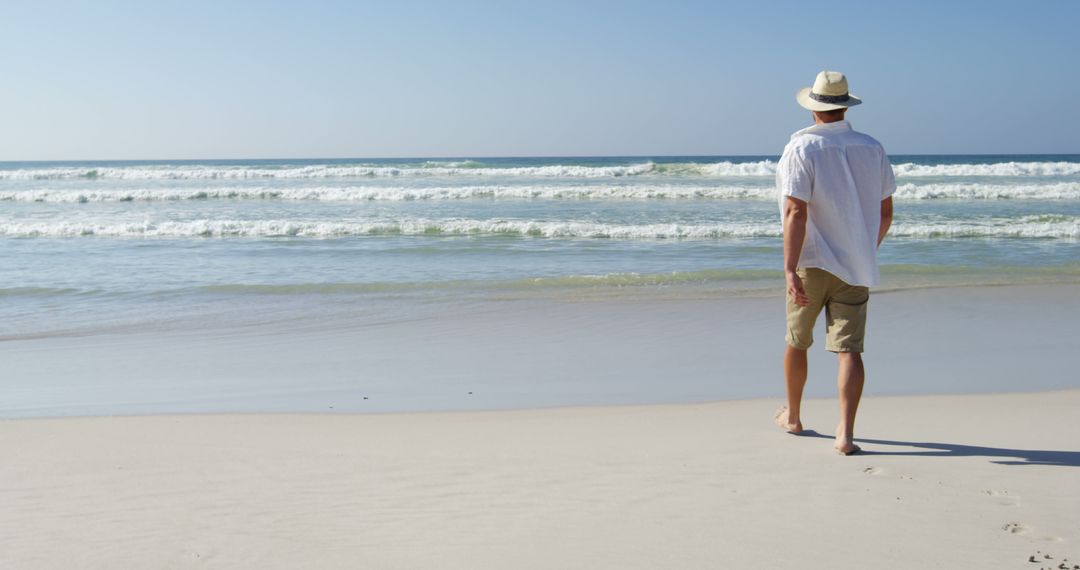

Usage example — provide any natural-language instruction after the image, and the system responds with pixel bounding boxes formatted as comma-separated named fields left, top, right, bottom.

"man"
left=773, top=70, right=895, bottom=455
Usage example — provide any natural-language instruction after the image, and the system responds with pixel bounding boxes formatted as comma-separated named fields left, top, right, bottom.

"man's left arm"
left=878, top=150, right=897, bottom=247
left=878, top=197, right=893, bottom=247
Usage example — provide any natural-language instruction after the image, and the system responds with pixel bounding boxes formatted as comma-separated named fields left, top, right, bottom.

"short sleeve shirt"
left=776, top=120, right=896, bottom=287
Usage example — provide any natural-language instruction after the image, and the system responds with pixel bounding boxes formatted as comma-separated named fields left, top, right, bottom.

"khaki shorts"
left=785, top=268, right=869, bottom=353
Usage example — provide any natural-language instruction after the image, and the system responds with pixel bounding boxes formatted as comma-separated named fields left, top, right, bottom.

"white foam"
left=1, top=216, right=1076, bottom=239
left=0, top=185, right=778, bottom=203
left=0, top=163, right=658, bottom=180
left=0, top=161, right=784, bottom=180
left=7, top=181, right=1080, bottom=203
left=891, top=216, right=1080, bottom=238
left=0, top=219, right=779, bottom=239
left=893, top=182, right=1080, bottom=200
left=892, top=161, right=1080, bottom=177
left=659, top=161, right=778, bottom=176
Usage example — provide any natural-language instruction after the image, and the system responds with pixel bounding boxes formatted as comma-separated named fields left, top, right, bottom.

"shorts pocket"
left=825, top=290, right=868, bottom=353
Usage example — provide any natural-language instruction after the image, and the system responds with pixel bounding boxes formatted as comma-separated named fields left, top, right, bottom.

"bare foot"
left=834, top=441, right=861, bottom=455
left=774, top=406, right=803, bottom=434
left=834, top=425, right=861, bottom=455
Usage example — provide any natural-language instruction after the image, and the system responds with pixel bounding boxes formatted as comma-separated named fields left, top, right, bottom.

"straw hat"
left=796, top=71, right=862, bottom=111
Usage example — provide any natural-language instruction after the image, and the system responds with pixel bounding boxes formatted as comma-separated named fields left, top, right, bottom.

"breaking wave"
left=2, top=216, right=1076, bottom=239
left=1, top=159, right=1078, bottom=180
left=4, top=182, right=1080, bottom=203
left=0, top=184, right=773, bottom=202
left=892, top=161, right=1080, bottom=177
left=0, top=163, right=659, bottom=180
left=893, top=182, right=1080, bottom=200
left=891, top=215, right=1080, bottom=238
left=0, top=219, right=781, bottom=239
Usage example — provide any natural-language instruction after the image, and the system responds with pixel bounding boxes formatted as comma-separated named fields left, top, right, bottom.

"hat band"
left=810, top=92, right=850, bottom=104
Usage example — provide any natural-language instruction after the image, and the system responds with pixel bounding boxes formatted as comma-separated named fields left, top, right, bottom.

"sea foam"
left=4, top=182, right=1080, bottom=203
left=0, top=185, right=775, bottom=202
left=0, top=163, right=657, bottom=180
left=2, top=216, right=1075, bottom=239
left=892, top=161, right=1080, bottom=177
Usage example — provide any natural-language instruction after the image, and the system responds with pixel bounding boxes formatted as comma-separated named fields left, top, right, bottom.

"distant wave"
left=0, top=163, right=658, bottom=180
left=2, top=160, right=1075, bottom=181
left=0, top=184, right=774, bottom=202
left=5, top=182, right=1080, bottom=203
left=0, top=161, right=776, bottom=179
left=2, top=160, right=1079, bottom=180
left=2, top=216, right=1076, bottom=239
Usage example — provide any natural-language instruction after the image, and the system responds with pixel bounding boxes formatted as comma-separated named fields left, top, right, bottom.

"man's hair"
left=815, top=108, right=847, bottom=121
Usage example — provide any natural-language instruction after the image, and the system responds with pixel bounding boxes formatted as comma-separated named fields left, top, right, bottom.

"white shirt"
left=776, top=120, right=896, bottom=287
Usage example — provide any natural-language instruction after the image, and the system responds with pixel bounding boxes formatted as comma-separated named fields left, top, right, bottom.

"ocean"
left=3, top=154, right=1079, bottom=340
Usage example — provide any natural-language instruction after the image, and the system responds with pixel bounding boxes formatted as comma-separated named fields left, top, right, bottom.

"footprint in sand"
left=1004, top=523, right=1063, bottom=543
left=1003, top=521, right=1031, bottom=535
left=1027, top=551, right=1076, bottom=569
left=985, top=489, right=1021, bottom=507
left=862, top=466, right=914, bottom=480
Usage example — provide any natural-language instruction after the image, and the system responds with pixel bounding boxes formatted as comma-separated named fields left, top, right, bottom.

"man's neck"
left=812, top=110, right=847, bottom=125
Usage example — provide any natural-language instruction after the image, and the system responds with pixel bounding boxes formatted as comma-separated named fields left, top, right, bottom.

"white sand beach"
left=1, top=390, right=1078, bottom=569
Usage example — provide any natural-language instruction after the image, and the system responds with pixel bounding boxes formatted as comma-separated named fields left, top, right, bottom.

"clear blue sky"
left=1, top=0, right=1077, bottom=159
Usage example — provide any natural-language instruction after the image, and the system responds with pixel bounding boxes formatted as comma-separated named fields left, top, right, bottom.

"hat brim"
left=796, top=87, right=862, bottom=111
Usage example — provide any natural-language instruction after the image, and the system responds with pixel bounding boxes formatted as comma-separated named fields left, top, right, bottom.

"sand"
left=2, top=390, right=1078, bottom=569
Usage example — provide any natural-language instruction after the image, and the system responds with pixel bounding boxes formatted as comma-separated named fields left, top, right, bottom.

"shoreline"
left=2, top=282, right=1079, bottom=419
left=5, top=268, right=1080, bottom=342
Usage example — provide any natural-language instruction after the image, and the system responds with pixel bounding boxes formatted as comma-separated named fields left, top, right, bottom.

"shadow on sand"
left=796, top=430, right=1080, bottom=467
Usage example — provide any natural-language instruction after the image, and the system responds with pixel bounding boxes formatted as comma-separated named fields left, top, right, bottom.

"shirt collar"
left=791, top=120, right=853, bottom=139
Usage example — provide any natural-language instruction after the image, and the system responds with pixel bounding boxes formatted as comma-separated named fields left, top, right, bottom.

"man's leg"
left=778, top=345, right=807, bottom=433
left=835, top=352, right=864, bottom=454
left=778, top=268, right=824, bottom=434
left=824, top=277, right=869, bottom=454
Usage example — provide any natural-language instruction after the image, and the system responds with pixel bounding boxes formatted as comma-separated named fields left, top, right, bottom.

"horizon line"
left=3, top=151, right=1080, bottom=164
